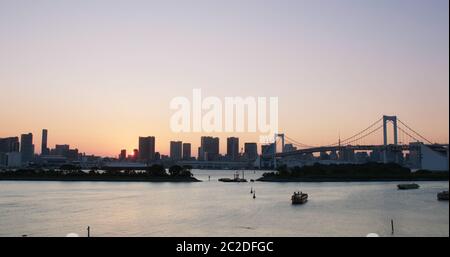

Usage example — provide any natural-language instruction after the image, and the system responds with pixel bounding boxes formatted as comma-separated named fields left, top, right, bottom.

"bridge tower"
left=273, top=133, right=285, bottom=168
left=382, top=115, right=398, bottom=163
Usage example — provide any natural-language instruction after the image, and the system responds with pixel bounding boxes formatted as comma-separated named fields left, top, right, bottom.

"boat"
left=397, top=183, right=420, bottom=190
left=218, top=171, right=247, bottom=183
left=291, top=191, right=308, bottom=204
left=437, top=191, right=449, bottom=201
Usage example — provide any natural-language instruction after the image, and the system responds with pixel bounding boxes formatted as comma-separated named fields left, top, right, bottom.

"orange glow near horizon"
left=1, top=113, right=448, bottom=158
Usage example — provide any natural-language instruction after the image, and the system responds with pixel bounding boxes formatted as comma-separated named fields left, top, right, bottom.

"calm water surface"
left=0, top=170, right=448, bottom=237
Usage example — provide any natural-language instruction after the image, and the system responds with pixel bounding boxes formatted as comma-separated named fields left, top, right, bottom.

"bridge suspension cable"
left=328, top=117, right=383, bottom=146
left=397, top=119, right=433, bottom=144
left=284, top=135, right=316, bottom=148
left=397, top=126, right=424, bottom=144
left=339, top=124, right=383, bottom=146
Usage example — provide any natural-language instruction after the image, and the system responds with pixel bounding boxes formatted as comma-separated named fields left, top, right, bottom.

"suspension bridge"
left=261, top=115, right=448, bottom=169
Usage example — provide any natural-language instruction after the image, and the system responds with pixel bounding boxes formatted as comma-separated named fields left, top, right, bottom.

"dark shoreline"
left=257, top=177, right=449, bottom=182
left=0, top=176, right=201, bottom=182
left=258, top=163, right=449, bottom=183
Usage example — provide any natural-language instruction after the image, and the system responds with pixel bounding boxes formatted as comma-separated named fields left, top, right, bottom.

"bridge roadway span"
left=264, top=144, right=448, bottom=158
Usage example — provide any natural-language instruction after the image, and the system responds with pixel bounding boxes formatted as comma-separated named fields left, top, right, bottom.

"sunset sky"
left=0, top=0, right=448, bottom=157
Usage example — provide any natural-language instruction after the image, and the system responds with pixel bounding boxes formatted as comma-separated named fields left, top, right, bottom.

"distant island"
left=0, top=164, right=200, bottom=182
left=257, top=163, right=449, bottom=182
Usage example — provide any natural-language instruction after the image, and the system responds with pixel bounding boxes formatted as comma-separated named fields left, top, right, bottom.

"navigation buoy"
left=391, top=219, right=394, bottom=235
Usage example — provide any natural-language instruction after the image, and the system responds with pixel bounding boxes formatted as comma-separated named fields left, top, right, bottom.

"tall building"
left=51, top=144, right=79, bottom=161
left=261, top=143, right=275, bottom=156
left=5, top=152, right=21, bottom=167
left=227, top=137, right=239, bottom=161
left=170, top=141, right=182, bottom=161
left=139, top=136, right=155, bottom=162
left=41, top=129, right=49, bottom=155
left=0, top=137, right=19, bottom=153
left=20, top=133, right=34, bottom=164
left=200, top=136, right=219, bottom=161
left=52, top=144, right=70, bottom=156
left=132, top=149, right=139, bottom=161
left=0, top=137, right=20, bottom=167
left=182, top=143, right=191, bottom=160
left=198, top=146, right=203, bottom=161
left=119, top=149, right=126, bottom=160
left=244, top=143, right=258, bottom=161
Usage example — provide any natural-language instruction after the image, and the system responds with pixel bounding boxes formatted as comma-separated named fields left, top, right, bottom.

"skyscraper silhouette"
left=170, top=141, right=182, bottom=161
left=139, top=136, right=155, bottom=163
left=41, top=129, right=49, bottom=155
left=20, top=133, right=34, bottom=164
left=227, top=137, right=239, bottom=161
left=182, top=143, right=191, bottom=160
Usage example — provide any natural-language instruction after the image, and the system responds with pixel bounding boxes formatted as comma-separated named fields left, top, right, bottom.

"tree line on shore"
left=262, top=162, right=449, bottom=179
left=0, top=164, right=194, bottom=178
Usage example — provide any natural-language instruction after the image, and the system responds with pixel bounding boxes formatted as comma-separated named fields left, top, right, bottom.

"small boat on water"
left=218, top=171, right=247, bottom=183
left=291, top=191, right=308, bottom=204
left=219, top=178, right=247, bottom=182
left=397, top=183, right=420, bottom=190
left=437, top=191, right=449, bottom=201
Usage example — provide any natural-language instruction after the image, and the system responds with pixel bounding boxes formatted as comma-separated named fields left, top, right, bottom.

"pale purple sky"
left=0, top=0, right=448, bottom=156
